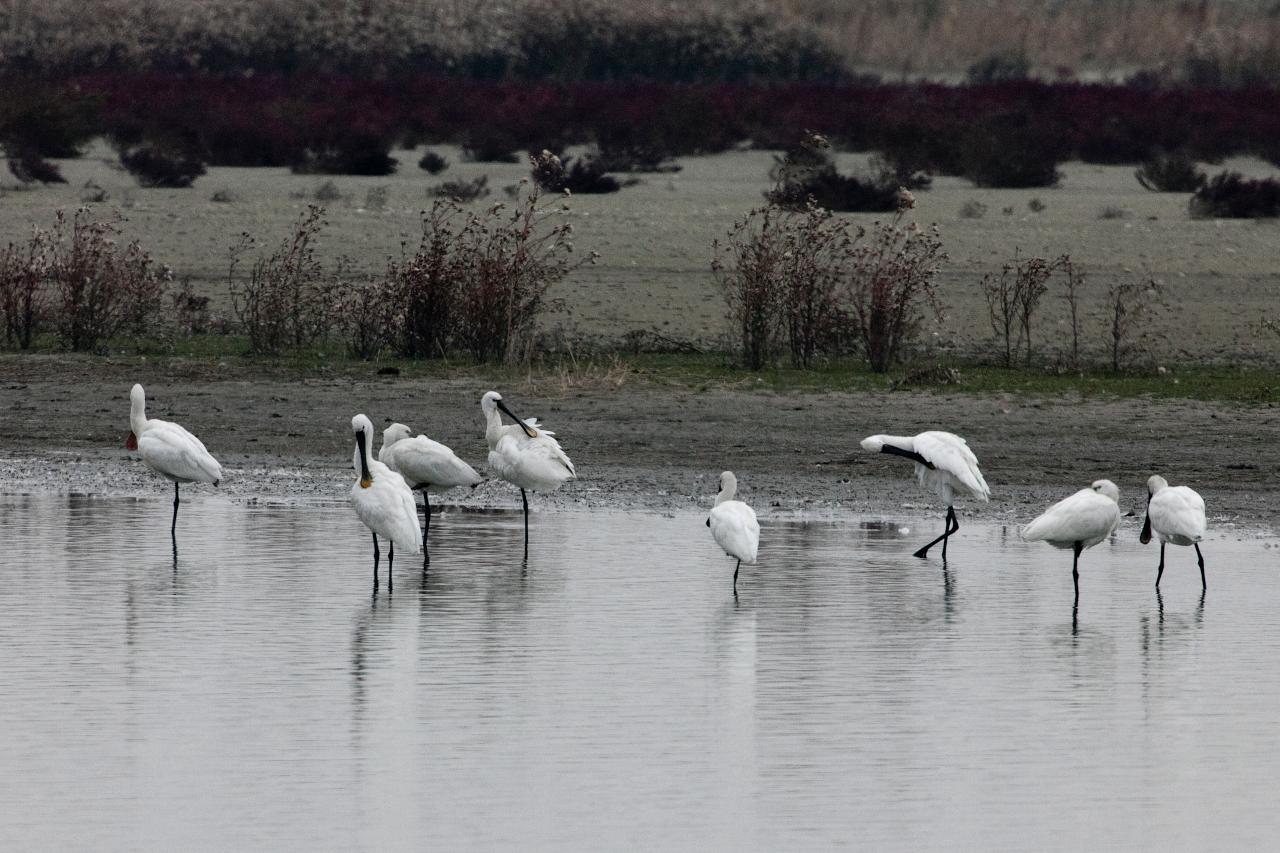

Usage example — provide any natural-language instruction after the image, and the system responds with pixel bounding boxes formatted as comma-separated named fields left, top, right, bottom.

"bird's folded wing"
left=915, top=432, right=990, bottom=499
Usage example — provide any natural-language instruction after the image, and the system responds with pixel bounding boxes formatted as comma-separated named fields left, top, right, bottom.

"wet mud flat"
left=2, top=358, right=1276, bottom=529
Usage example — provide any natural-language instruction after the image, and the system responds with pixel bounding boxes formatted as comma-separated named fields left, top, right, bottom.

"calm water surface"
left=1, top=494, right=1278, bottom=851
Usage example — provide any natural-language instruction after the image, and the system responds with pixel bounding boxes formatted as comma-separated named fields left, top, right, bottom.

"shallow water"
left=0, top=493, right=1277, bottom=851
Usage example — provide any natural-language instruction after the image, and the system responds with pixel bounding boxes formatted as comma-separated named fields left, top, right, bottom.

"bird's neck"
left=715, top=487, right=735, bottom=506
left=484, top=408, right=504, bottom=448
left=130, top=401, right=148, bottom=436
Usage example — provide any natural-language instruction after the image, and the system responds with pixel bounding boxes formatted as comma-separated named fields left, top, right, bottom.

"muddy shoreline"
left=2, top=356, right=1276, bottom=531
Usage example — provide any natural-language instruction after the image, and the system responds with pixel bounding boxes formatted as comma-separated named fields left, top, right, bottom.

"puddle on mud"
left=1, top=494, right=1277, bottom=850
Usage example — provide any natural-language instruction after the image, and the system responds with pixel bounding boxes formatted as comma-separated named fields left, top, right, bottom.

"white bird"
left=706, top=471, right=760, bottom=594
left=481, top=391, right=576, bottom=554
left=126, top=383, right=223, bottom=543
left=1022, top=479, right=1122, bottom=596
left=379, top=423, right=482, bottom=561
left=1140, top=474, right=1207, bottom=590
left=350, top=414, right=422, bottom=589
left=860, top=430, right=991, bottom=559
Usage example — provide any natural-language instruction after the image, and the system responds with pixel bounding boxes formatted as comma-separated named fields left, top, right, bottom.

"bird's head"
left=382, top=422, right=413, bottom=449
left=1090, top=479, right=1120, bottom=503
left=860, top=435, right=886, bottom=453
left=484, top=391, right=536, bottom=438
left=1145, top=474, right=1168, bottom=498
left=352, top=414, right=374, bottom=488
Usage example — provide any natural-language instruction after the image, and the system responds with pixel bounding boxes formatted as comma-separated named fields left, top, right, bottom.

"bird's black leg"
left=1195, top=543, right=1206, bottom=590
left=1155, top=543, right=1166, bottom=588
left=388, top=541, right=394, bottom=591
left=372, top=533, right=380, bottom=591
left=521, top=488, right=530, bottom=556
left=733, top=560, right=740, bottom=594
left=422, top=489, right=432, bottom=565
left=171, top=482, right=180, bottom=541
left=1072, top=541, right=1082, bottom=597
left=912, top=510, right=951, bottom=559
left=941, top=505, right=959, bottom=560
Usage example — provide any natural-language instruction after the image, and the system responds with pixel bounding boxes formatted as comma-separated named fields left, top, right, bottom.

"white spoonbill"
left=705, top=471, right=760, bottom=594
left=860, top=431, right=991, bottom=559
left=379, top=422, right=482, bottom=561
left=1140, top=475, right=1207, bottom=590
left=126, top=383, right=223, bottom=542
left=1022, top=479, right=1121, bottom=596
left=481, top=391, right=576, bottom=554
left=351, top=414, right=423, bottom=590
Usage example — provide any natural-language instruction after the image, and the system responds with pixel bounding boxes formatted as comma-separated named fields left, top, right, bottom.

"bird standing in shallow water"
left=379, top=423, right=481, bottom=562
left=860, top=431, right=990, bottom=560
left=1140, top=474, right=1207, bottom=590
left=350, top=414, right=422, bottom=590
left=706, top=471, right=760, bottom=595
left=1022, top=479, right=1121, bottom=597
left=481, top=391, right=575, bottom=555
left=126, top=383, right=223, bottom=547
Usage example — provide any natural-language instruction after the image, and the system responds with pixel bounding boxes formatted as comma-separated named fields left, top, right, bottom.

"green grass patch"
left=2, top=336, right=1276, bottom=403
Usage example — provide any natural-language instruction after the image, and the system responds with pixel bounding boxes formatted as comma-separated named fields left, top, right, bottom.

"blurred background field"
left=2, top=142, right=1277, bottom=366
left=2, top=0, right=1279, bottom=377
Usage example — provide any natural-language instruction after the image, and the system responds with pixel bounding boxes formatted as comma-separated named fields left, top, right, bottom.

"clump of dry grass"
left=520, top=352, right=632, bottom=397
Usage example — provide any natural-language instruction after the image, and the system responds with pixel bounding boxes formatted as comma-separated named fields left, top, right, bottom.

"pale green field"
left=2, top=142, right=1278, bottom=366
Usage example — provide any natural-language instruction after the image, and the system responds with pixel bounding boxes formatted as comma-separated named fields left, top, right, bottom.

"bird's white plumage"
left=708, top=471, right=759, bottom=563
left=1022, top=479, right=1121, bottom=550
left=129, top=383, right=223, bottom=484
left=861, top=430, right=990, bottom=505
left=481, top=391, right=575, bottom=492
left=1146, top=476, right=1206, bottom=546
left=350, top=415, right=423, bottom=553
left=379, top=423, right=482, bottom=494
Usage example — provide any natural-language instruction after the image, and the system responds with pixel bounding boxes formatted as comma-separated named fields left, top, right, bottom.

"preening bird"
left=350, top=414, right=422, bottom=590
left=379, top=423, right=482, bottom=561
left=860, top=431, right=991, bottom=559
left=126, top=383, right=223, bottom=543
left=1022, top=479, right=1121, bottom=596
left=481, top=391, right=575, bottom=554
left=1140, top=475, right=1207, bottom=590
left=706, top=471, right=760, bottom=594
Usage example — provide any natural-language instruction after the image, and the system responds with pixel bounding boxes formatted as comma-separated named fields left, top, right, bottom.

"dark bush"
left=1189, top=172, right=1280, bottom=219
left=1135, top=151, right=1206, bottom=192
left=418, top=150, right=449, bottom=174
left=291, top=130, right=397, bottom=176
left=461, top=129, right=522, bottom=163
left=6, top=148, right=66, bottom=184
left=428, top=175, right=490, bottom=202
left=531, top=151, right=630, bottom=194
left=766, top=135, right=899, bottom=212
left=0, top=80, right=97, bottom=157
left=120, top=145, right=206, bottom=188
left=1076, top=116, right=1153, bottom=164
left=958, top=111, right=1066, bottom=188
left=592, top=143, right=680, bottom=173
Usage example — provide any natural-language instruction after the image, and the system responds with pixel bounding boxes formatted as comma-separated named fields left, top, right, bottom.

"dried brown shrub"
left=228, top=205, right=332, bottom=355
left=981, top=253, right=1067, bottom=368
left=44, top=209, right=171, bottom=351
left=843, top=193, right=946, bottom=373
left=713, top=199, right=857, bottom=369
